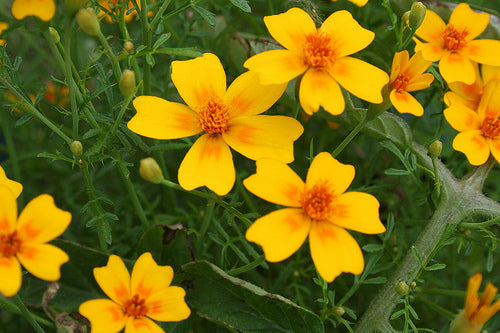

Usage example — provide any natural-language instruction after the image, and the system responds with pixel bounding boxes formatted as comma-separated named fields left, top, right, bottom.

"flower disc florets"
left=442, top=25, right=469, bottom=51
left=481, top=117, right=500, bottom=139
left=0, top=231, right=22, bottom=258
left=199, top=96, right=230, bottom=135
left=300, top=181, right=335, bottom=221
left=303, top=32, right=335, bottom=68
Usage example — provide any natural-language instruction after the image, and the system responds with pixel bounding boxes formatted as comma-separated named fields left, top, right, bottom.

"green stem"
left=140, top=0, right=151, bottom=94
left=10, top=295, right=46, bottom=333
left=228, top=255, right=266, bottom=275
left=150, top=0, right=173, bottom=28
left=331, top=115, right=368, bottom=158
left=460, top=215, right=500, bottom=229
left=96, top=32, right=122, bottom=82
left=196, top=202, right=215, bottom=255
left=63, top=21, right=79, bottom=139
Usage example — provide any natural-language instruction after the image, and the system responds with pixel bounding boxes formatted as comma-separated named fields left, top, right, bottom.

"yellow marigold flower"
left=11, top=0, right=56, bottom=21
left=79, top=252, right=190, bottom=333
left=0, top=186, right=71, bottom=297
left=331, top=0, right=368, bottom=7
left=0, top=166, right=22, bottom=198
left=450, top=273, right=500, bottom=333
left=414, top=3, right=500, bottom=84
left=127, top=53, right=303, bottom=196
left=243, top=8, right=389, bottom=116
left=243, top=152, right=385, bottom=282
left=389, top=50, right=434, bottom=116
left=444, top=80, right=500, bottom=165
left=98, top=0, right=139, bottom=23
left=0, top=22, right=8, bottom=45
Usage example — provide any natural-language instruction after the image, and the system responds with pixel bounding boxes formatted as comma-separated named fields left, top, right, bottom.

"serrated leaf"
left=228, top=0, right=251, bottom=12
left=152, top=33, right=172, bottom=50
left=191, top=5, right=216, bottom=26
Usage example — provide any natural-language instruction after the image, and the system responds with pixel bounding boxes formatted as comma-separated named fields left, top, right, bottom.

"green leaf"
left=178, top=260, right=325, bottom=333
left=191, top=5, right=216, bottom=26
left=425, top=263, right=446, bottom=271
left=362, top=277, right=387, bottom=285
left=152, top=33, right=172, bottom=50
left=390, top=309, right=405, bottom=320
left=228, top=0, right=251, bottom=12
left=37, top=152, right=75, bottom=163
left=362, top=244, right=384, bottom=252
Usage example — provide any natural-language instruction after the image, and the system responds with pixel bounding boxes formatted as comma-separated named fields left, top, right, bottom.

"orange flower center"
left=481, top=116, right=500, bottom=139
left=300, top=181, right=336, bottom=221
left=442, top=25, right=469, bottom=51
left=303, top=32, right=335, bottom=68
left=123, top=294, right=148, bottom=317
left=0, top=231, right=22, bottom=258
left=199, top=96, right=230, bottom=135
left=391, top=73, right=410, bottom=91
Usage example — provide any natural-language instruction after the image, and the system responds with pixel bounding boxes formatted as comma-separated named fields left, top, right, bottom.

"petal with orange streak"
left=178, top=134, right=234, bottom=196
left=390, top=89, right=424, bottom=116
left=415, top=10, right=446, bottom=43
left=390, top=51, right=408, bottom=82
left=79, top=299, right=126, bottom=333
left=246, top=208, right=311, bottom=262
left=128, top=96, right=201, bottom=140
left=444, top=103, right=481, bottom=132
left=481, top=64, right=500, bottom=84
left=130, top=253, right=173, bottom=301
left=465, top=40, right=500, bottom=67
left=11, top=0, right=55, bottom=21
left=125, top=316, right=165, bottom=333
left=309, top=221, right=364, bottom=282
left=406, top=51, right=433, bottom=77
left=449, top=3, right=489, bottom=41
left=223, top=115, right=303, bottom=163
left=243, top=159, right=304, bottom=207
left=171, top=53, right=226, bottom=110
left=414, top=40, right=444, bottom=62
left=94, top=255, right=131, bottom=306
left=439, top=52, right=475, bottom=84
left=489, top=137, right=500, bottom=165
left=17, top=243, right=68, bottom=281
left=406, top=73, right=434, bottom=92
left=264, top=7, right=316, bottom=51
left=145, top=286, right=191, bottom=322
left=0, top=166, right=22, bottom=198
left=453, top=130, right=490, bottom=166
left=477, top=81, right=500, bottom=121
left=306, top=152, right=355, bottom=196
left=0, top=185, right=18, bottom=235
left=0, top=257, right=22, bottom=297
left=299, top=69, right=344, bottom=115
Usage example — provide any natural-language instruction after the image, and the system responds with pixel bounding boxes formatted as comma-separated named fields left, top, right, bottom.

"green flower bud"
left=409, top=2, right=426, bottom=31
left=429, top=140, right=442, bottom=159
left=401, top=11, right=410, bottom=27
left=333, top=306, right=345, bottom=317
left=124, top=41, right=134, bottom=52
left=410, top=281, right=417, bottom=291
left=70, top=140, right=83, bottom=156
left=76, top=8, right=101, bottom=36
left=139, top=157, right=164, bottom=184
left=49, top=27, right=60, bottom=44
left=119, top=69, right=136, bottom=97
left=396, top=281, right=409, bottom=296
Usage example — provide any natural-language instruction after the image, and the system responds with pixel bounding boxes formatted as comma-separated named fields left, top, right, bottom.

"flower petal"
left=128, top=96, right=201, bottom=140
left=306, top=152, right=354, bottom=196
left=94, top=255, right=131, bottom=305
left=449, top=3, right=489, bottom=41
left=439, top=52, right=475, bottom=84
left=79, top=299, right=127, bottom=333
left=0, top=257, right=22, bottom=297
left=465, top=40, right=500, bottom=67
left=452, top=130, right=490, bottom=166
left=478, top=81, right=500, bottom=121
left=444, top=104, right=481, bottom=132
left=16, top=194, right=71, bottom=244
left=243, top=159, right=304, bottom=207
left=171, top=53, right=226, bottom=110
left=414, top=40, right=444, bottom=62
left=17, top=243, right=69, bottom=281
left=125, top=316, right=165, bottom=333
left=264, top=7, right=316, bottom=51
left=320, top=10, right=374, bottom=57
left=406, top=51, right=433, bottom=77
left=348, top=0, right=368, bottom=7
left=145, top=286, right=191, bottom=322
left=0, top=185, right=18, bottom=235
left=223, top=115, right=303, bottom=163
left=11, top=0, right=55, bottom=21
left=330, top=192, right=384, bottom=234
left=246, top=208, right=311, bottom=262
left=178, top=134, right=234, bottom=196
left=309, top=221, right=364, bottom=282
left=415, top=10, right=446, bottom=43
left=329, top=57, right=389, bottom=104
left=390, top=90, right=424, bottom=116
left=244, top=49, right=308, bottom=85
left=224, top=71, right=287, bottom=118
left=299, top=69, right=344, bottom=115
left=481, top=64, right=500, bottom=84
left=490, top=137, right=500, bottom=164
left=0, top=166, right=22, bottom=198
left=406, top=73, right=434, bottom=92
left=390, top=51, right=408, bottom=82
left=130, top=253, right=173, bottom=301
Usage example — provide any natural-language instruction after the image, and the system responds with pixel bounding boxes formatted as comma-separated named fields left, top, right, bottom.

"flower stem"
left=228, top=255, right=266, bottom=275
left=10, top=295, right=46, bottom=333
left=331, top=115, right=368, bottom=158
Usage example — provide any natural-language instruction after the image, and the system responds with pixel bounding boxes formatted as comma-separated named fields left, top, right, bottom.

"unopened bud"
left=119, top=69, right=136, bottom=97
left=410, top=281, right=417, bottom=291
left=396, top=281, right=409, bottom=296
left=401, top=11, right=410, bottom=27
left=124, top=41, right=134, bottom=52
left=139, top=157, right=163, bottom=184
left=429, top=140, right=442, bottom=159
left=409, top=2, right=426, bottom=31
left=70, top=140, right=83, bottom=156
left=76, top=8, right=101, bottom=36
left=332, top=306, right=345, bottom=317
left=64, top=0, right=87, bottom=14
left=49, top=27, right=60, bottom=44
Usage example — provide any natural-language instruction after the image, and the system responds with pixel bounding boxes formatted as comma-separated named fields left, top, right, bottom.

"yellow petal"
left=348, top=0, right=368, bottom=6
left=465, top=40, right=500, bottom=67
left=452, top=130, right=490, bottom=166
left=0, top=166, right=22, bottom=198
left=263, top=7, right=316, bottom=51
left=481, top=64, right=500, bottom=84
left=128, top=96, right=201, bottom=140
left=449, top=3, right=489, bottom=41
left=0, top=257, right=22, bottom=297
left=439, top=52, right=475, bottom=84
left=224, top=71, right=287, bottom=118
left=171, top=53, right=226, bottom=110
left=465, top=273, right=482, bottom=318
left=130, top=253, right=173, bottom=300
left=222, top=115, right=303, bottom=163
left=414, top=40, right=444, bottom=62
left=329, top=57, right=389, bottom=103
left=390, top=51, right=408, bottom=82
left=415, top=10, right=446, bottom=43
left=406, top=51, right=433, bottom=77
left=246, top=208, right=311, bottom=262
left=299, top=69, right=344, bottom=115
left=444, top=104, right=481, bottom=132
left=490, top=137, right=500, bottom=164
left=11, top=0, right=55, bottom=21
left=244, top=49, right=308, bottom=85
left=330, top=192, right=384, bottom=234
left=17, top=243, right=68, bottom=281
left=0, top=185, right=18, bottom=235
left=309, top=221, right=364, bottom=282
left=145, top=286, right=191, bottom=322
left=390, top=90, right=424, bottom=116
left=243, top=159, right=304, bottom=207
left=79, top=299, right=127, bottom=333
left=478, top=81, right=500, bottom=121
left=474, top=299, right=500, bottom=325
left=125, top=316, right=165, bottom=333
left=16, top=194, right=71, bottom=244
left=306, top=152, right=354, bottom=196
left=320, top=10, right=374, bottom=57
left=406, top=73, right=434, bottom=92
left=94, top=255, right=131, bottom=305
left=178, top=134, right=234, bottom=196
left=444, top=91, right=479, bottom=110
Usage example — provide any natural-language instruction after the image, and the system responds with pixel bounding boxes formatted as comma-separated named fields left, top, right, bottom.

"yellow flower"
left=243, top=8, right=389, bottom=116
left=389, top=50, right=434, bottom=116
left=0, top=186, right=71, bottom=297
left=414, top=3, right=500, bottom=84
left=444, top=80, right=500, bottom=165
left=450, top=273, right=500, bottom=333
left=331, top=0, right=368, bottom=7
left=127, top=53, right=303, bottom=196
left=11, top=0, right=56, bottom=21
left=0, top=22, right=8, bottom=45
left=0, top=166, right=22, bottom=198
left=243, top=152, right=385, bottom=282
left=98, top=0, right=139, bottom=24
left=79, top=252, right=190, bottom=333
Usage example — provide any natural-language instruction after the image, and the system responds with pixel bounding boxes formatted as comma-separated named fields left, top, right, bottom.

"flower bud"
left=429, top=140, right=442, bottom=159
left=70, top=140, right=83, bottom=156
left=119, top=69, right=136, bottom=97
left=124, top=41, right=134, bottom=52
left=139, top=157, right=164, bottom=184
left=409, top=2, right=426, bottom=31
left=410, top=281, right=417, bottom=291
left=49, top=27, right=60, bottom=44
left=332, top=306, right=345, bottom=317
left=76, top=8, right=101, bottom=36
left=401, top=11, right=410, bottom=27
left=396, top=281, right=409, bottom=296
left=64, top=0, right=87, bottom=15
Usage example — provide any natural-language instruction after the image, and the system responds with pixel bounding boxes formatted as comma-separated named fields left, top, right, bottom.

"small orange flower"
left=98, top=0, right=139, bottom=23
left=0, top=22, right=8, bottom=45
left=0, top=186, right=71, bottom=297
left=414, top=3, right=500, bottom=84
left=11, top=0, right=56, bottom=21
left=243, top=152, right=385, bottom=282
left=79, top=252, right=190, bottom=333
left=389, top=50, right=434, bottom=116
left=0, top=166, right=22, bottom=198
